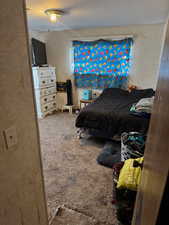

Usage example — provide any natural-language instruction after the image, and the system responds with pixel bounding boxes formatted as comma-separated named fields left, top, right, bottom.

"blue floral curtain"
left=73, top=38, right=133, bottom=89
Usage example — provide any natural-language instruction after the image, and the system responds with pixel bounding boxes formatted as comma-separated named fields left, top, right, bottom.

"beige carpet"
left=38, top=112, right=117, bottom=225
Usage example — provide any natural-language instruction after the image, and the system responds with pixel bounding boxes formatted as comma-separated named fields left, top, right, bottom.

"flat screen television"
left=31, top=38, right=48, bottom=66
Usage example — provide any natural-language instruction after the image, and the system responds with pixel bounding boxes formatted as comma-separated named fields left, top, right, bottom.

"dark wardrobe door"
left=132, top=21, right=169, bottom=225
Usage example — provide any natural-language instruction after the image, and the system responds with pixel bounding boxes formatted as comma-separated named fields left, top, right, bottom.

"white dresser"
left=32, top=67, right=57, bottom=118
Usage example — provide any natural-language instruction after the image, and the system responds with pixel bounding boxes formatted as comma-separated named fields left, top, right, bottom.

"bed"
left=76, top=88, right=154, bottom=139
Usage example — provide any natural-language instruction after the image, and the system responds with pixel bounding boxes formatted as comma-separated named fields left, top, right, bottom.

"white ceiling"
left=26, top=0, right=169, bottom=31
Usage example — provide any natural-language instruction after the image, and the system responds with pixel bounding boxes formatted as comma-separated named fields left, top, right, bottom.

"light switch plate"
left=3, top=126, right=18, bottom=149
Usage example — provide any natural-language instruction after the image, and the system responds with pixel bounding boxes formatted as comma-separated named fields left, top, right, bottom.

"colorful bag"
left=117, top=157, right=144, bottom=191
left=112, top=162, right=137, bottom=225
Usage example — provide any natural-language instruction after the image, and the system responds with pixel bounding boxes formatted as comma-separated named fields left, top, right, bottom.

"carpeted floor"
left=38, top=112, right=117, bottom=225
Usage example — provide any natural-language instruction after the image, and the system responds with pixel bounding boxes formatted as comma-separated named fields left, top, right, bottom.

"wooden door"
left=0, top=0, right=48, bottom=224
left=132, top=21, right=169, bottom=225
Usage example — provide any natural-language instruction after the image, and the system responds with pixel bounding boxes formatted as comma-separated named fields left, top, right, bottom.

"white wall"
left=32, top=24, right=166, bottom=107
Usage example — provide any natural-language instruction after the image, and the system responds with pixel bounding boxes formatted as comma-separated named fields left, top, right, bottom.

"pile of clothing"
left=112, top=132, right=145, bottom=225
left=130, top=97, right=154, bottom=118
left=112, top=158, right=143, bottom=225
left=96, top=132, right=146, bottom=225
left=121, top=132, right=146, bottom=161
left=97, top=141, right=121, bottom=168
left=97, top=132, right=146, bottom=168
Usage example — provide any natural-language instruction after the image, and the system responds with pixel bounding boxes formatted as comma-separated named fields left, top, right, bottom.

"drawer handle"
left=44, top=98, right=47, bottom=101
left=45, top=106, right=48, bottom=109
left=42, top=81, right=46, bottom=84
left=53, top=103, right=56, bottom=106
left=51, top=79, right=54, bottom=82
left=53, top=96, right=55, bottom=99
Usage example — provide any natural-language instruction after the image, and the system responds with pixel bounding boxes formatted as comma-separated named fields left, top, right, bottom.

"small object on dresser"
left=82, top=90, right=92, bottom=100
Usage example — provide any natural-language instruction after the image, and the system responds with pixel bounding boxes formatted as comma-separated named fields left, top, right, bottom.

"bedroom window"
left=73, top=38, right=133, bottom=89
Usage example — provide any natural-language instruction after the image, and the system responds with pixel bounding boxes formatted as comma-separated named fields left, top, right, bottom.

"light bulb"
left=50, top=13, right=57, bottom=22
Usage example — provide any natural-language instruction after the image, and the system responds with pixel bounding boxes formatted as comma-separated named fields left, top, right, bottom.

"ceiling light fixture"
left=44, top=9, right=65, bottom=22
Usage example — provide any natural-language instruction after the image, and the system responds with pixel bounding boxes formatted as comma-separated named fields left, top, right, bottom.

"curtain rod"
left=69, top=34, right=135, bottom=41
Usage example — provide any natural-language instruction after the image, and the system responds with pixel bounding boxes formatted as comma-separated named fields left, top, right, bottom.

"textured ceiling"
left=26, top=0, right=169, bottom=31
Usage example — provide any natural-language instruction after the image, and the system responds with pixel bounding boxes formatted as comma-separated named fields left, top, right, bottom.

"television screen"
left=31, top=38, right=47, bottom=66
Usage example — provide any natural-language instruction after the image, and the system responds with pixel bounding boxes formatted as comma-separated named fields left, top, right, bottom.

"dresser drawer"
left=40, top=86, right=56, bottom=96
left=32, top=67, right=56, bottom=90
left=42, top=101, right=56, bottom=112
left=32, top=67, right=57, bottom=118
left=48, top=77, right=56, bottom=85
left=41, top=94, right=56, bottom=104
left=48, top=93, right=56, bottom=101
left=38, top=70, right=49, bottom=77
left=38, top=68, right=56, bottom=78
left=39, top=77, right=56, bottom=88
